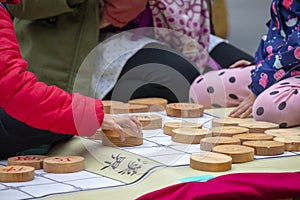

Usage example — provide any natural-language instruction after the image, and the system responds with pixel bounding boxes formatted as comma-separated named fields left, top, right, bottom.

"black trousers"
left=0, top=109, right=72, bottom=158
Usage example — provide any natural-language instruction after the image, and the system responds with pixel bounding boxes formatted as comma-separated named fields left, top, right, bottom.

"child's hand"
left=229, top=92, right=257, bottom=118
left=101, top=114, right=142, bottom=142
left=228, top=60, right=252, bottom=69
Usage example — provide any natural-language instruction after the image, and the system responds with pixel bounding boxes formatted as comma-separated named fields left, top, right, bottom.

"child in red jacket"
left=0, top=0, right=141, bottom=157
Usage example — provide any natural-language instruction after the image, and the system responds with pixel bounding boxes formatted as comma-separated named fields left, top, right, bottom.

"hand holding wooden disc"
left=131, top=114, right=162, bottom=130
left=102, top=127, right=143, bottom=147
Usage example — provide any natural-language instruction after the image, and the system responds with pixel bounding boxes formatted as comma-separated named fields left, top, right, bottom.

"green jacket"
left=8, top=0, right=100, bottom=93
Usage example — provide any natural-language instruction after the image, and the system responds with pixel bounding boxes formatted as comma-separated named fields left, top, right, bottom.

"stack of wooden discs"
left=243, top=141, right=285, bottom=156
left=166, top=103, right=204, bottom=118
left=200, top=136, right=241, bottom=151
left=111, top=104, right=148, bottom=114
left=43, top=156, right=85, bottom=173
left=131, top=114, right=162, bottom=130
left=273, top=136, right=300, bottom=151
left=190, top=152, right=232, bottom=172
left=211, top=117, right=252, bottom=127
left=172, top=128, right=211, bottom=144
left=101, top=127, right=143, bottom=147
left=212, top=145, right=254, bottom=163
left=129, top=97, right=168, bottom=112
left=101, top=100, right=124, bottom=114
left=163, top=121, right=202, bottom=136
left=209, top=126, right=249, bottom=137
left=0, top=166, right=35, bottom=182
left=238, top=121, right=279, bottom=133
left=7, top=155, right=48, bottom=170
left=233, top=133, right=274, bottom=143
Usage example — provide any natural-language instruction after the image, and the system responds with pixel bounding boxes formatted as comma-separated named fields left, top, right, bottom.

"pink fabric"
left=137, top=172, right=300, bottom=200
left=149, top=0, right=211, bottom=71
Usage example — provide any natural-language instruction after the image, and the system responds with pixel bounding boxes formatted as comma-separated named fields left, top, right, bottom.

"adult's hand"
left=228, top=59, right=252, bottom=68
left=229, top=92, right=257, bottom=118
left=101, top=114, right=142, bottom=142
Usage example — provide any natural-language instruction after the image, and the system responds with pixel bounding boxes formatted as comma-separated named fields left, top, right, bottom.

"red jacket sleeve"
left=103, top=0, right=147, bottom=28
left=0, top=6, right=104, bottom=136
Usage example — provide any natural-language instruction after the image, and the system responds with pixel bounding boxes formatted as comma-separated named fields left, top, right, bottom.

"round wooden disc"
left=7, top=155, right=48, bottom=170
left=212, top=145, right=254, bottom=163
left=131, top=114, right=162, bottom=130
left=238, top=121, right=279, bottom=133
left=190, top=152, right=232, bottom=172
left=166, top=103, right=204, bottom=118
left=163, top=121, right=202, bottom=136
left=233, top=133, right=274, bottom=143
left=212, top=117, right=252, bottom=127
left=102, top=128, right=143, bottom=147
left=273, top=136, right=300, bottom=152
left=129, top=97, right=168, bottom=111
left=0, top=166, right=35, bottom=182
left=243, top=141, right=285, bottom=156
left=265, top=128, right=300, bottom=137
left=200, top=136, right=241, bottom=151
left=111, top=104, right=148, bottom=114
left=101, top=100, right=124, bottom=114
left=209, top=126, right=249, bottom=137
left=43, top=156, right=85, bottom=173
left=172, top=128, right=211, bottom=144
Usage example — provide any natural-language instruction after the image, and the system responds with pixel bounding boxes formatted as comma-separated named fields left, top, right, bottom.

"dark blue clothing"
left=251, top=0, right=300, bottom=96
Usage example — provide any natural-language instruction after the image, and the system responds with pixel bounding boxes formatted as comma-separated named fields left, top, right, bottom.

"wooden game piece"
left=238, top=121, right=279, bottom=133
left=7, top=155, right=48, bottom=170
left=190, top=152, right=232, bottom=172
left=43, top=156, right=85, bottom=173
left=265, top=128, right=300, bottom=137
left=212, top=145, right=254, bottom=163
left=273, top=136, right=300, bottom=152
left=0, top=166, right=35, bottom=182
left=101, top=100, right=124, bottom=114
left=166, top=103, right=204, bottom=118
left=211, top=117, right=252, bottom=127
left=101, top=127, right=143, bottom=147
left=243, top=141, right=285, bottom=156
left=209, top=126, right=249, bottom=137
left=200, top=136, right=241, bottom=151
left=129, top=97, right=168, bottom=112
left=163, top=121, right=202, bottom=136
left=171, top=128, right=211, bottom=144
left=233, top=133, right=274, bottom=143
left=131, top=114, right=162, bottom=130
left=111, top=104, right=148, bottom=114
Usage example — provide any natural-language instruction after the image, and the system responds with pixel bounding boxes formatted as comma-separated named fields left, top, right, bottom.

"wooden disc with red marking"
left=212, top=145, right=254, bottom=163
left=212, top=117, right=252, bottom=127
left=209, top=126, right=249, bottom=137
left=43, top=156, right=85, bottom=173
left=265, top=128, right=300, bottom=137
left=102, top=128, right=143, bottom=147
left=7, top=155, right=48, bottom=170
left=166, top=103, right=204, bottom=118
left=273, top=136, right=300, bottom=152
left=190, top=152, right=232, bottom=172
left=171, top=128, right=211, bottom=144
left=163, top=121, right=202, bottom=136
left=243, top=141, right=285, bottom=156
left=111, top=104, right=148, bottom=114
left=238, top=121, right=279, bottom=133
left=101, top=100, right=124, bottom=114
left=233, top=133, right=274, bottom=143
left=200, top=136, right=241, bottom=151
left=0, top=166, right=35, bottom=182
left=131, top=114, right=162, bottom=130
left=129, top=97, right=168, bottom=112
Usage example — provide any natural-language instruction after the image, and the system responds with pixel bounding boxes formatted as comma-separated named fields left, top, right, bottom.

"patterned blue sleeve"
left=250, top=0, right=300, bottom=96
